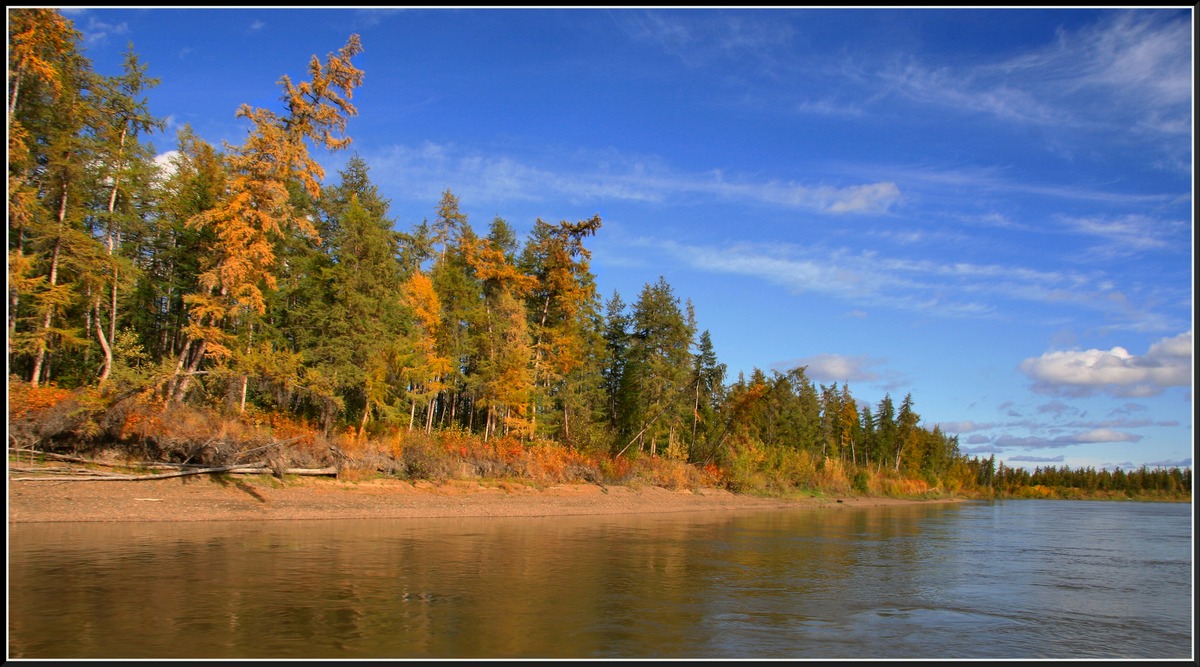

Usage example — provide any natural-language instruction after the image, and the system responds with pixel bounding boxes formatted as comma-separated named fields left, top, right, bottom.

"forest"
left=7, top=9, right=1190, bottom=502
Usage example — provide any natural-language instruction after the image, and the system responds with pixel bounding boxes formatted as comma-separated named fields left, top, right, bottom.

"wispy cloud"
left=1060, top=214, right=1186, bottom=259
left=351, top=8, right=408, bottom=29
left=994, top=428, right=1144, bottom=449
left=876, top=10, right=1191, bottom=139
left=639, top=237, right=1144, bottom=324
left=934, top=420, right=998, bottom=434
left=77, top=14, right=130, bottom=46
left=366, top=142, right=900, bottom=213
left=615, top=9, right=794, bottom=70
left=1019, top=330, right=1193, bottom=397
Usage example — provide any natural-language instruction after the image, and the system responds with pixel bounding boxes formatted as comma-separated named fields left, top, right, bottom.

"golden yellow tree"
left=7, top=10, right=94, bottom=386
left=464, top=231, right=537, bottom=439
left=520, top=215, right=603, bottom=441
left=399, top=271, right=451, bottom=432
left=170, top=35, right=364, bottom=403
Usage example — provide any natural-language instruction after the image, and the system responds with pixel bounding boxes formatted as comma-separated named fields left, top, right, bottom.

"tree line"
left=9, top=10, right=1187, bottom=499
left=969, top=456, right=1191, bottom=499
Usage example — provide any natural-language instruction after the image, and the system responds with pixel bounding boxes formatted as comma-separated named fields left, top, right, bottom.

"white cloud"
left=367, top=142, right=899, bottom=214
left=153, top=151, right=180, bottom=180
left=1019, top=330, right=1192, bottom=397
left=935, top=420, right=996, bottom=434
left=777, top=353, right=885, bottom=385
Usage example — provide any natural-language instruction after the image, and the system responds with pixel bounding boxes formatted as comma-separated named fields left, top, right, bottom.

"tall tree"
left=8, top=10, right=80, bottom=327
left=600, top=290, right=631, bottom=429
left=874, top=393, right=896, bottom=470
left=688, top=328, right=726, bottom=462
left=619, top=276, right=695, bottom=457
left=464, top=219, right=537, bottom=439
left=838, top=383, right=859, bottom=465
left=128, top=126, right=224, bottom=366
left=85, top=44, right=164, bottom=383
left=8, top=16, right=97, bottom=386
left=170, top=34, right=364, bottom=404
left=399, top=270, right=450, bottom=433
left=428, top=189, right=482, bottom=430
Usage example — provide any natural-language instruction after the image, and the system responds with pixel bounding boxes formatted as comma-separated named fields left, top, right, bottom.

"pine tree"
left=601, top=290, right=630, bottom=429
left=688, top=329, right=726, bottom=462
left=620, top=276, right=695, bottom=457
left=895, top=392, right=920, bottom=472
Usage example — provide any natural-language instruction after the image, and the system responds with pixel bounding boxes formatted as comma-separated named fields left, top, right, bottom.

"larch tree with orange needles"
left=169, top=35, right=364, bottom=404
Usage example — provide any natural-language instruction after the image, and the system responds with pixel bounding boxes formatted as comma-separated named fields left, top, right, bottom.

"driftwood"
left=9, top=463, right=337, bottom=482
left=8, top=437, right=334, bottom=481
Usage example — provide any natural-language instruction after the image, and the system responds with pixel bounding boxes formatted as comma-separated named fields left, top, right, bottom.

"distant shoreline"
left=7, top=474, right=964, bottom=524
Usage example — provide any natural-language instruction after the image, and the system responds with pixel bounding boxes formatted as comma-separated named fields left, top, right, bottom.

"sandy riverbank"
left=7, top=472, right=961, bottom=524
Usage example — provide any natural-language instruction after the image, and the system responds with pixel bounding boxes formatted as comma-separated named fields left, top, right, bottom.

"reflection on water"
left=8, top=501, right=1192, bottom=659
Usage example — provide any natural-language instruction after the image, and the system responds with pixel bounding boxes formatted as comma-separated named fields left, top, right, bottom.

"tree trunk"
left=357, top=401, right=370, bottom=438
left=29, top=208, right=64, bottom=387
left=172, top=338, right=207, bottom=403
left=94, top=300, right=113, bottom=384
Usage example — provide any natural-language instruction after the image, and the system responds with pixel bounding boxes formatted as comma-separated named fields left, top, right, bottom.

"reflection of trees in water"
left=9, top=507, right=953, bottom=658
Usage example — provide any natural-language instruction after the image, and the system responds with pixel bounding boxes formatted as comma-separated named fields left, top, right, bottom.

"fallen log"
left=10, top=463, right=337, bottom=482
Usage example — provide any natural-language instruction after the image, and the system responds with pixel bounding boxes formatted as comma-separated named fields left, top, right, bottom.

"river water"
left=7, top=499, right=1192, bottom=659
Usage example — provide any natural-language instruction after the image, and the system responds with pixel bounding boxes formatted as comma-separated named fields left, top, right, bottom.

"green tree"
left=428, top=189, right=483, bottom=430
left=688, top=328, right=726, bottom=463
left=619, top=276, right=696, bottom=458
left=84, top=44, right=164, bottom=383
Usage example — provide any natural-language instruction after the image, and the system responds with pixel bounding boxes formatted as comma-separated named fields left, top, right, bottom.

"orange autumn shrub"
left=7, top=380, right=74, bottom=422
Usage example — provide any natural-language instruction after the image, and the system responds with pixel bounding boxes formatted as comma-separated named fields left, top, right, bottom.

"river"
left=7, top=499, right=1192, bottom=659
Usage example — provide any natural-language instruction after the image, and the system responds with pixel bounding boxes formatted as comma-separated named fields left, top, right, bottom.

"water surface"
left=8, top=500, right=1192, bottom=659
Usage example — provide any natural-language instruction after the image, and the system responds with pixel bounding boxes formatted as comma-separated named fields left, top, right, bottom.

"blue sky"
left=63, top=7, right=1193, bottom=472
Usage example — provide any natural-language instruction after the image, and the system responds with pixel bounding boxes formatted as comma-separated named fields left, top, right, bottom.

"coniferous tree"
left=520, top=215, right=603, bottom=443
left=130, top=127, right=223, bottom=365
left=895, top=392, right=920, bottom=472
left=874, top=394, right=896, bottom=470
left=688, top=328, right=726, bottom=463
left=600, top=290, right=631, bottom=431
left=84, top=45, right=164, bottom=383
left=8, top=8, right=84, bottom=367
left=838, top=383, right=859, bottom=465
left=464, top=217, right=536, bottom=439
left=428, top=189, right=482, bottom=430
left=620, top=276, right=695, bottom=457
left=8, top=20, right=99, bottom=385
left=170, top=35, right=364, bottom=404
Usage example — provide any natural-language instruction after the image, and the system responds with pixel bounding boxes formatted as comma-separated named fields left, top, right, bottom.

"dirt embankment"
left=7, top=473, right=958, bottom=524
